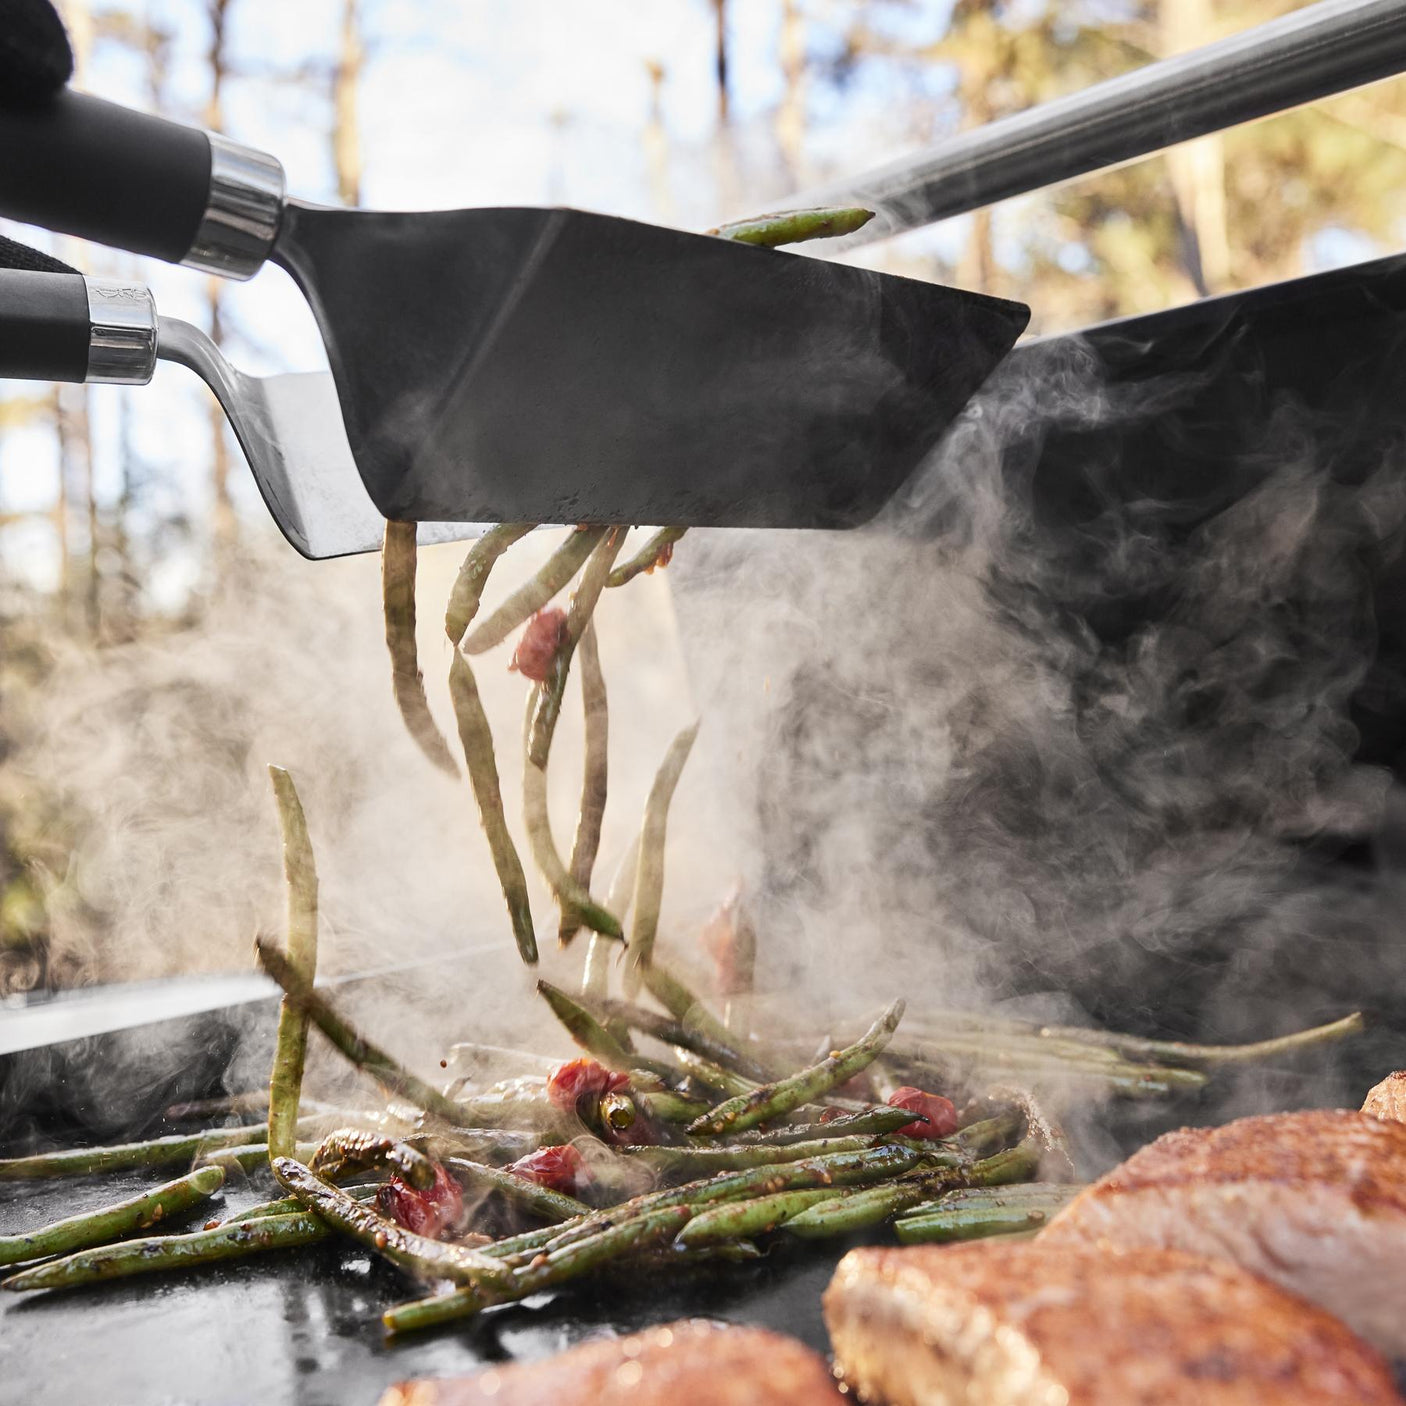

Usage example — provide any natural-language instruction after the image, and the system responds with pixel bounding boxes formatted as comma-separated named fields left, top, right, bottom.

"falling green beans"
left=707, top=206, right=875, bottom=247
left=688, top=1001, right=905, bottom=1136
left=266, top=765, right=318, bottom=1164
left=448, top=649, right=537, bottom=964
left=444, top=1157, right=590, bottom=1223
left=382, top=520, right=459, bottom=776
left=536, top=979, right=635, bottom=1069
left=581, top=833, right=639, bottom=1000
left=623, top=722, right=700, bottom=995
left=0, top=1166, right=226, bottom=1268
left=559, top=621, right=609, bottom=947
left=674, top=1187, right=837, bottom=1247
left=606, top=527, right=687, bottom=588
left=461, top=527, right=606, bottom=655
left=445, top=522, right=535, bottom=645
left=892, top=1183, right=1082, bottom=1245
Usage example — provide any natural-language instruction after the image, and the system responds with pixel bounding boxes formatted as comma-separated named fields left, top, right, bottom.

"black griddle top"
left=0, top=1167, right=838, bottom=1406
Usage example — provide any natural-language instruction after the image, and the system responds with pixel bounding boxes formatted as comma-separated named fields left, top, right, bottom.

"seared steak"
left=824, top=1241, right=1402, bottom=1405
left=378, top=1319, right=844, bottom=1405
left=1042, top=1108, right=1406, bottom=1356
left=1363, top=1071, right=1406, bottom=1123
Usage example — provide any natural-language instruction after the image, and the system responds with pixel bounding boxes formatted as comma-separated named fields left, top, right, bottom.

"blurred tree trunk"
left=710, top=0, right=740, bottom=218
left=643, top=60, right=674, bottom=219
left=56, top=0, right=98, bottom=637
left=775, top=0, right=806, bottom=182
left=205, top=0, right=236, bottom=563
left=332, top=0, right=363, bottom=206
left=1160, top=0, right=1230, bottom=294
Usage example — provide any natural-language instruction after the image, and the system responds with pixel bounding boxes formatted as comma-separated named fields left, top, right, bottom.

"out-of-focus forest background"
left=2, top=0, right=1405, bottom=999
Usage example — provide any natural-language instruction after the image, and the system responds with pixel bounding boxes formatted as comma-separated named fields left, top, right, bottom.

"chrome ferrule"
left=84, top=277, right=158, bottom=385
left=182, top=132, right=286, bottom=280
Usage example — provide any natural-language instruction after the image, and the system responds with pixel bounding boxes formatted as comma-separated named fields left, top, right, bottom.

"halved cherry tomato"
left=546, top=1057, right=629, bottom=1112
left=376, top=1161, right=464, bottom=1240
left=507, top=1143, right=592, bottom=1195
left=886, top=1086, right=959, bottom=1139
left=509, top=607, right=569, bottom=682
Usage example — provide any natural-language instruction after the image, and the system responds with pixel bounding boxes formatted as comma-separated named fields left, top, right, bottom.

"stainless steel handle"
left=794, top=0, right=1406, bottom=245
left=84, top=277, right=157, bottom=385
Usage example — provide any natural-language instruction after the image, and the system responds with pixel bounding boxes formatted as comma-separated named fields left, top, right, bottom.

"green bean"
left=536, top=979, right=635, bottom=1068
left=196, top=1139, right=319, bottom=1174
left=0, top=1166, right=226, bottom=1268
left=637, top=1090, right=710, bottom=1124
left=444, top=1158, right=589, bottom=1222
left=448, top=650, right=537, bottom=965
left=266, top=765, right=319, bottom=1164
left=2, top=1210, right=331, bottom=1292
left=894, top=1184, right=1082, bottom=1245
left=504, top=1143, right=921, bottom=1265
left=689, top=1000, right=905, bottom=1136
left=522, top=705, right=622, bottom=939
left=255, top=936, right=480, bottom=1126
left=383, top=1204, right=694, bottom=1334
left=667, top=1048, right=758, bottom=1099
left=0, top=1125, right=270, bottom=1180
left=382, top=520, right=458, bottom=776
left=590, top=990, right=771, bottom=1082
left=559, top=622, right=609, bottom=946
left=219, top=1184, right=381, bottom=1224
left=623, top=721, right=699, bottom=995
left=445, top=522, right=535, bottom=645
left=461, top=527, right=606, bottom=655
left=527, top=527, right=624, bottom=771
left=729, top=1106, right=918, bottom=1145
left=580, top=833, right=639, bottom=1000
left=273, top=1157, right=509, bottom=1288
left=605, top=527, right=687, bottom=588
left=674, top=1188, right=837, bottom=1247
left=623, top=1135, right=884, bottom=1179
left=706, top=206, right=875, bottom=247
left=1037, top=1010, right=1367, bottom=1068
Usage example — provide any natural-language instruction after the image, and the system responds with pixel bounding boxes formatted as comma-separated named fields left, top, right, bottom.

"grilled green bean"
left=589, top=991, right=771, bottom=1082
left=623, top=1135, right=883, bottom=1179
left=689, top=1000, right=905, bottom=1136
left=219, top=1184, right=381, bottom=1224
left=461, top=527, right=606, bottom=655
left=729, top=1106, right=918, bottom=1145
left=448, top=650, right=537, bottom=964
left=706, top=206, right=875, bottom=246
left=674, top=1188, right=837, bottom=1247
left=893, top=1183, right=1082, bottom=1244
left=255, top=937, right=480, bottom=1125
left=382, top=520, right=458, bottom=776
left=266, top=765, right=319, bottom=1163
left=624, top=721, right=699, bottom=995
left=1, top=1209, right=329, bottom=1292
left=605, top=526, right=687, bottom=588
left=0, top=1166, right=226, bottom=1267
left=444, top=1157, right=589, bottom=1222
left=537, top=979, right=635, bottom=1068
left=522, top=709, right=622, bottom=939
left=308, top=1128, right=434, bottom=1190
left=445, top=522, right=535, bottom=645
left=580, top=832, right=639, bottom=1000
left=273, top=1157, right=509, bottom=1288
left=527, top=528, right=624, bottom=771
left=559, top=621, right=609, bottom=946
left=0, top=1126, right=270, bottom=1180
left=197, top=1139, right=319, bottom=1174
left=383, top=1204, right=693, bottom=1334
left=637, top=1090, right=710, bottom=1124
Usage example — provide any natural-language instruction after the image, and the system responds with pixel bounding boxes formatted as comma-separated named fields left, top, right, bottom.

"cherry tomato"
left=509, top=607, right=569, bottom=682
left=546, top=1057, right=629, bottom=1112
left=376, top=1161, right=464, bottom=1240
left=699, top=888, right=756, bottom=996
left=886, top=1086, right=959, bottom=1139
left=507, top=1143, right=592, bottom=1195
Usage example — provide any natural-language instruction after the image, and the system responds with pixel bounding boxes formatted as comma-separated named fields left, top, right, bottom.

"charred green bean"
left=445, top=522, right=535, bottom=645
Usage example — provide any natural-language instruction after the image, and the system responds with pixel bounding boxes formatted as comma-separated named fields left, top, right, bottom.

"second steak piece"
left=1041, top=1108, right=1406, bottom=1357
left=824, top=1241, right=1402, bottom=1406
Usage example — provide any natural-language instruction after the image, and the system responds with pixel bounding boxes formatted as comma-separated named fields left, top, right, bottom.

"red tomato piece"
left=509, top=607, right=569, bottom=682
left=546, top=1057, right=629, bottom=1112
left=699, top=887, right=756, bottom=996
left=376, top=1161, right=464, bottom=1240
left=885, top=1086, right=959, bottom=1139
left=507, top=1143, right=593, bottom=1195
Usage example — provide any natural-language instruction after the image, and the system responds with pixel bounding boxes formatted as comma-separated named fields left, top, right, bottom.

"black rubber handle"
left=0, top=267, right=90, bottom=382
left=0, top=89, right=212, bottom=264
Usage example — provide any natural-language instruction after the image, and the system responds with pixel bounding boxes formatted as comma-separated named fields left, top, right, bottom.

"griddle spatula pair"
left=0, top=81, right=1028, bottom=549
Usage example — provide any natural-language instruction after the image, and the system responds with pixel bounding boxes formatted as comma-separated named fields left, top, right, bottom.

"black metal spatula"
left=0, top=89, right=1028, bottom=531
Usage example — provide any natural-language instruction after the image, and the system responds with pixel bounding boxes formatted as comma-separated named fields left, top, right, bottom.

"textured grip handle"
left=0, top=89, right=212, bottom=264
left=0, top=268, right=91, bottom=382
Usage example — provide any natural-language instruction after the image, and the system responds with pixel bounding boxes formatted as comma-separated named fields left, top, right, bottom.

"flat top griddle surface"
left=0, top=1168, right=837, bottom=1406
